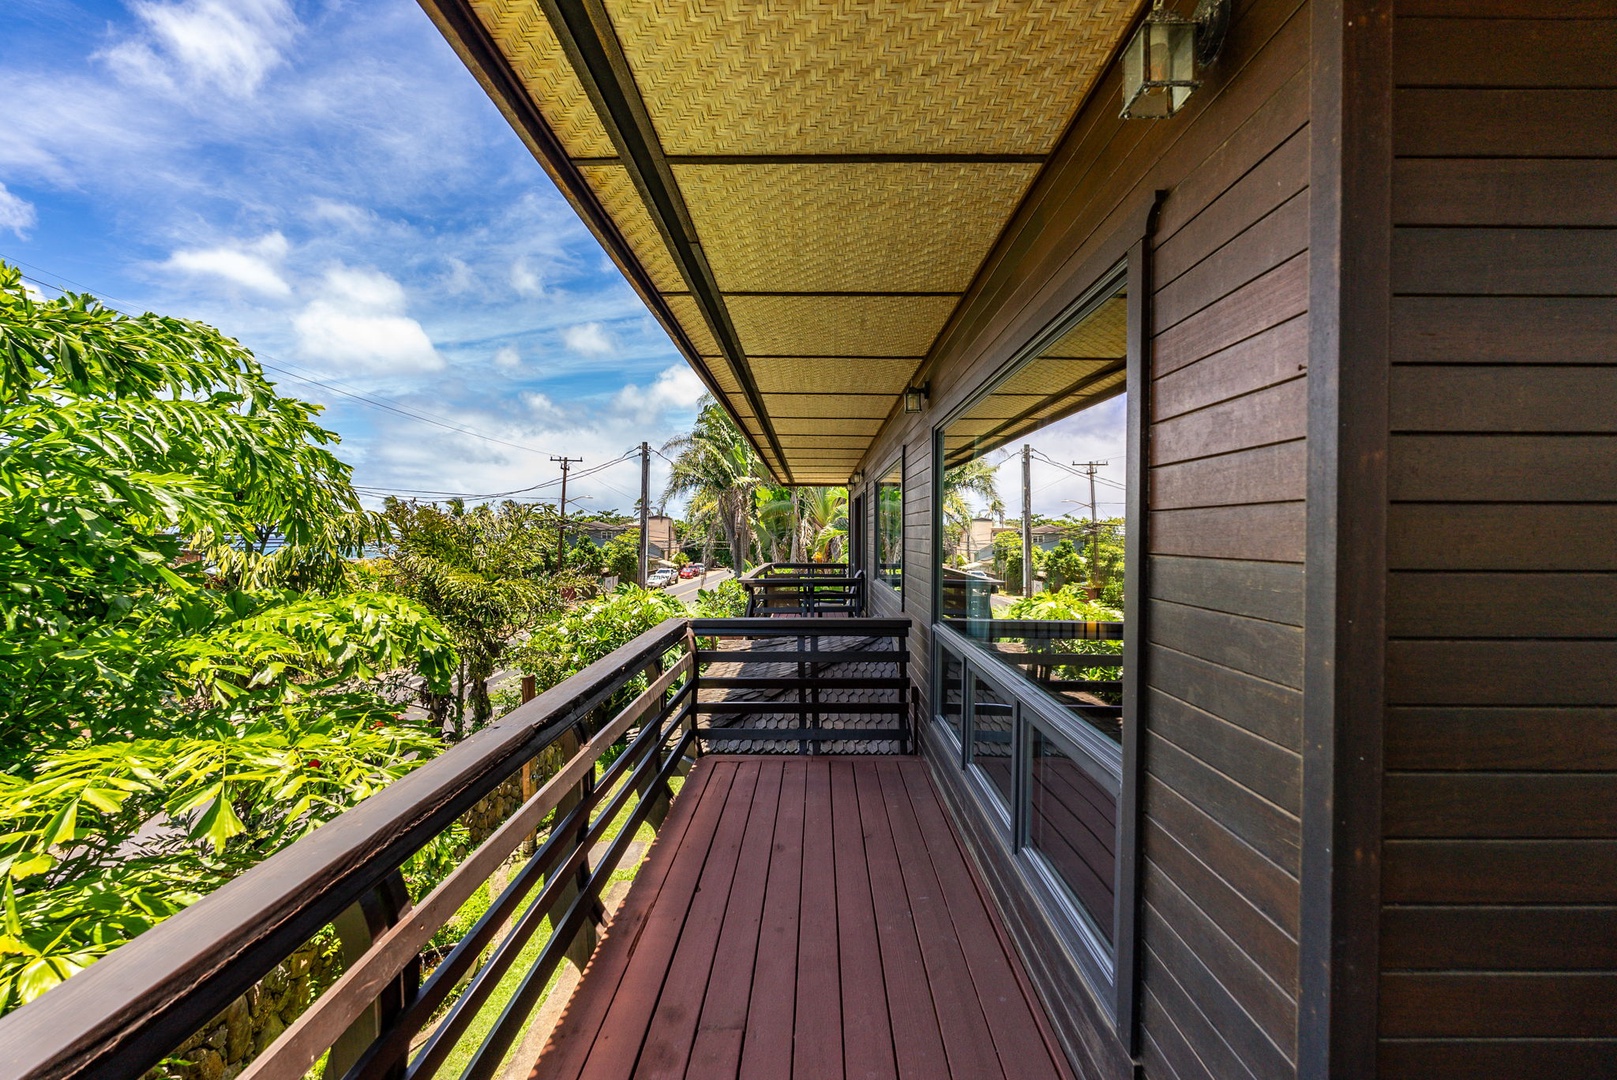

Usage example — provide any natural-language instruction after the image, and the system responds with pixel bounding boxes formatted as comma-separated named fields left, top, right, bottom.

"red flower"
left=306, top=759, right=322, bottom=769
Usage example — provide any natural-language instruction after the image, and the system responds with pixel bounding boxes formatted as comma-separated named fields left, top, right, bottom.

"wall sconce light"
left=1120, top=0, right=1230, bottom=119
left=903, top=383, right=929, bottom=414
left=850, top=469, right=864, bottom=487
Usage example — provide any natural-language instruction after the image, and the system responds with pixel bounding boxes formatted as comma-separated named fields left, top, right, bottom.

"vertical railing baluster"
left=327, top=872, right=415, bottom=1080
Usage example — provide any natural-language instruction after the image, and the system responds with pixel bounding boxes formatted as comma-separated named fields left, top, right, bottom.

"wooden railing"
left=738, top=561, right=866, bottom=617
left=941, top=618, right=1124, bottom=740
left=691, top=617, right=912, bottom=754
left=939, top=565, right=1004, bottom=619
left=0, top=614, right=919, bottom=1080
left=0, top=619, right=698, bottom=1080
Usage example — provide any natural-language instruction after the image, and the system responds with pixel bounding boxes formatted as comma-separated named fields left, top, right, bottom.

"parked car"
left=646, top=568, right=678, bottom=588
left=678, top=564, right=702, bottom=579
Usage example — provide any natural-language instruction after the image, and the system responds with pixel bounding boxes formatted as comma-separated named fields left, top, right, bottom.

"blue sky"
left=0, top=0, right=1126, bottom=524
left=0, top=0, right=703, bottom=514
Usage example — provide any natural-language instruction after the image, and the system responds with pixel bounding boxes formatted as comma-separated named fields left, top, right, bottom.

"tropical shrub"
left=0, top=263, right=457, bottom=1016
left=691, top=578, right=747, bottom=619
left=379, top=499, right=585, bottom=734
left=514, top=586, right=684, bottom=694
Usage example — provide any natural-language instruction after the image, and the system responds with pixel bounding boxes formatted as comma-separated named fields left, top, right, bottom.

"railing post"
left=897, top=628, right=912, bottom=755
left=684, top=626, right=702, bottom=760
left=326, top=871, right=415, bottom=1080
left=548, top=715, right=600, bottom=973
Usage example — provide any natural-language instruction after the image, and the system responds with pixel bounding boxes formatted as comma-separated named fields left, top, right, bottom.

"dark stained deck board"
left=541, top=759, right=729, bottom=1080
left=894, top=761, right=1070, bottom=1080
left=683, top=760, right=782, bottom=1076
left=794, top=760, right=844, bottom=1080
left=629, top=762, right=761, bottom=1079
left=853, top=758, right=952, bottom=1080
left=830, top=762, right=898, bottom=1080
left=530, top=756, right=1072, bottom=1080
left=738, top=757, right=807, bottom=1080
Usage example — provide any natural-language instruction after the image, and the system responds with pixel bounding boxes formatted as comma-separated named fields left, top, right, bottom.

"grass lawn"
left=430, top=769, right=684, bottom=1078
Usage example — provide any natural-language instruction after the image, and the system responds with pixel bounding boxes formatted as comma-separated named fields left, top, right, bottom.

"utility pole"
left=1021, top=444, right=1033, bottom=597
left=550, top=455, right=583, bottom=565
left=637, top=441, right=651, bottom=587
left=1073, top=461, right=1107, bottom=599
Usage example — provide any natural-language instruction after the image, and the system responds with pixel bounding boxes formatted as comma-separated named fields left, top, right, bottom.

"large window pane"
left=968, top=676, right=1014, bottom=810
left=1029, top=724, right=1116, bottom=942
left=875, top=461, right=903, bottom=591
left=937, top=273, right=1128, bottom=744
left=938, top=647, right=965, bottom=742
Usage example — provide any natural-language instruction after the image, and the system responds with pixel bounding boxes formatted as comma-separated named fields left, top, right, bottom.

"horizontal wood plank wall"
left=1380, top=4, right=1617, bottom=1077
left=859, top=1, right=1312, bottom=1077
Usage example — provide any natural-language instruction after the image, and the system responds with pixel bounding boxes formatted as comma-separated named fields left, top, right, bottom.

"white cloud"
left=493, top=345, right=521, bottom=371
left=103, top=0, right=298, bottom=99
left=293, top=266, right=442, bottom=375
left=441, top=258, right=475, bottom=295
left=164, top=232, right=291, bottom=296
left=562, top=322, right=613, bottom=357
left=0, top=183, right=36, bottom=237
left=306, top=198, right=374, bottom=231
left=509, top=258, right=543, bottom=297
left=611, top=364, right=706, bottom=423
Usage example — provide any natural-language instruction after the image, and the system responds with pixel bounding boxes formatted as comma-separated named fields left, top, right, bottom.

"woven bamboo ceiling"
left=425, top=0, right=1138, bottom=484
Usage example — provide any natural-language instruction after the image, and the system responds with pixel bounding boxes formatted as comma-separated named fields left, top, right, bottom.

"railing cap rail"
left=0, top=617, right=689, bottom=1080
left=692, top=616, right=908, bottom=635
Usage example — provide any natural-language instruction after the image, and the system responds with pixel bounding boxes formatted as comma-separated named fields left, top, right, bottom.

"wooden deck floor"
left=528, top=756, right=1073, bottom=1080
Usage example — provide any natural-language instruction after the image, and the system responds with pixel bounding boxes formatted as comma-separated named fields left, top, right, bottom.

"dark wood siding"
left=1380, top=3, right=1617, bottom=1076
left=861, top=1, right=1312, bottom=1077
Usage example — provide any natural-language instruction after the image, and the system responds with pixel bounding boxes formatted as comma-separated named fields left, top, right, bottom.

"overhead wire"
left=13, top=263, right=568, bottom=459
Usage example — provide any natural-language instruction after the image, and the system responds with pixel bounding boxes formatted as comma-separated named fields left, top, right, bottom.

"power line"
left=14, top=263, right=567, bottom=459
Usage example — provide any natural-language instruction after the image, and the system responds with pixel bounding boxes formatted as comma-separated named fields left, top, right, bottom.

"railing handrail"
left=0, top=618, right=690, bottom=1080
left=741, top=561, right=852, bottom=579
left=691, top=616, right=907, bottom=636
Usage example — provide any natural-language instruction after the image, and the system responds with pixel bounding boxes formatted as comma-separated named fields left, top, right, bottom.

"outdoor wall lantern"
left=904, top=384, right=930, bottom=414
left=1119, top=0, right=1230, bottom=119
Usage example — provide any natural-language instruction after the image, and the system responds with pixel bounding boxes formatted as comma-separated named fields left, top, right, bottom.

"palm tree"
left=380, top=498, right=578, bottom=733
left=942, top=458, right=1005, bottom=561
left=662, top=399, right=764, bottom=575
left=798, top=485, right=849, bottom=561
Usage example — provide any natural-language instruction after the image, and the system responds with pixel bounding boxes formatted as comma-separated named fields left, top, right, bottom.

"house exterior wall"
left=859, top=0, right=1313, bottom=1076
left=1377, top=4, right=1617, bottom=1076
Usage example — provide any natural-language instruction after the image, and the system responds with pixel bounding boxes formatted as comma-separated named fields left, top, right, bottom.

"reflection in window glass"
left=939, top=649, right=965, bottom=742
left=875, top=462, right=903, bottom=591
left=938, top=274, right=1128, bottom=744
left=969, top=677, right=1014, bottom=810
left=1029, top=725, right=1116, bottom=942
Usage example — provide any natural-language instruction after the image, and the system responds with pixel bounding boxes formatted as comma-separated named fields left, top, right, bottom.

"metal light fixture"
left=1120, top=0, right=1230, bottom=119
left=903, top=384, right=929, bottom=413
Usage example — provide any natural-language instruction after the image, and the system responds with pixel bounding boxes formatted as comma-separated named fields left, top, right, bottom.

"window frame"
left=928, top=254, right=1146, bottom=1035
left=873, top=453, right=904, bottom=597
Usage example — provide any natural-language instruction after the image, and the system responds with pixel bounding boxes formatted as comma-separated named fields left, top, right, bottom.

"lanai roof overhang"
left=422, top=0, right=1139, bottom=484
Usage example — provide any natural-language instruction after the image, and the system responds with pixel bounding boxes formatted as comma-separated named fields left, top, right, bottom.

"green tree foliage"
left=0, top=716, right=440, bottom=1012
left=598, top=529, right=642, bottom=583
left=1043, top=538, right=1086, bottom=592
left=662, top=399, right=763, bottom=575
left=514, top=587, right=684, bottom=697
left=378, top=498, right=586, bottom=733
left=0, top=264, right=405, bottom=764
left=941, top=458, right=1004, bottom=560
left=0, top=264, right=456, bottom=1013
left=692, top=578, right=748, bottom=618
left=752, top=485, right=848, bottom=564
left=991, top=528, right=1043, bottom=593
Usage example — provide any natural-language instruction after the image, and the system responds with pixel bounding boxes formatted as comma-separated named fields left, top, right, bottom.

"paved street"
left=662, top=566, right=732, bottom=603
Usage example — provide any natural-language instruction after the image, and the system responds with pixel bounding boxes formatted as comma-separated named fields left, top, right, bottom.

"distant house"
left=574, top=515, right=678, bottom=560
